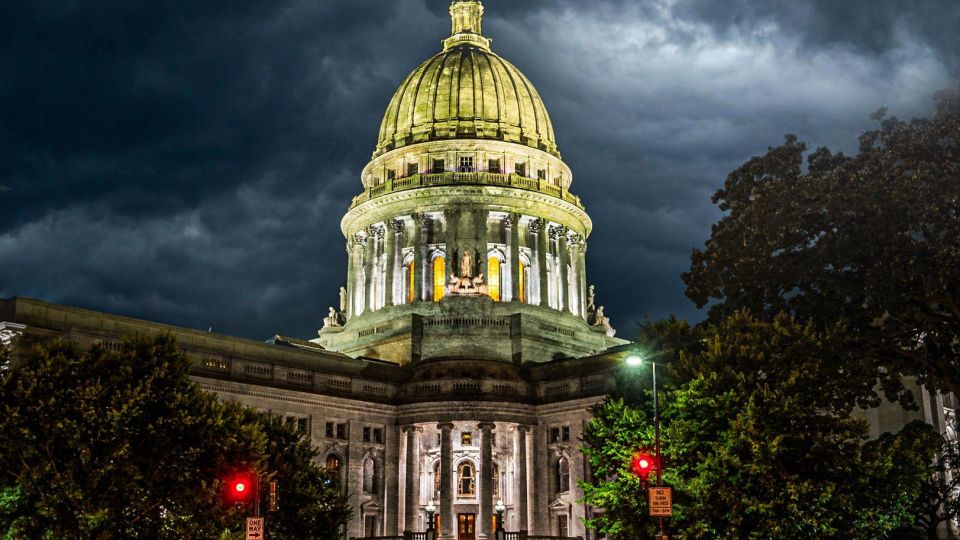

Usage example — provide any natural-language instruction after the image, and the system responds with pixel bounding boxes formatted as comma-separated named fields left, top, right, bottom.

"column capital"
left=437, top=422, right=455, bottom=431
left=353, top=232, right=367, bottom=245
left=368, top=223, right=386, bottom=239
left=503, top=213, right=519, bottom=228
left=527, top=218, right=544, bottom=235
left=516, top=424, right=531, bottom=434
left=477, top=421, right=496, bottom=431
left=390, top=218, right=406, bottom=234
left=402, top=425, right=420, bottom=433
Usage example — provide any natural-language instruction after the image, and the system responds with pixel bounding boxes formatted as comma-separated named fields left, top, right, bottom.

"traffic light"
left=224, top=471, right=255, bottom=508
left=631, top=452, right=659, bottom=482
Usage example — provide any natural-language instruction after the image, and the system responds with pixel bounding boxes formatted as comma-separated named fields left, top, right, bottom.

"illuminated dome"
left=373, top=1, right=559, bottom=158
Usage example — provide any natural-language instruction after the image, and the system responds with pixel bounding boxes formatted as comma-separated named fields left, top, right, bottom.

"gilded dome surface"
left=374, top=2, right=559, bottom=158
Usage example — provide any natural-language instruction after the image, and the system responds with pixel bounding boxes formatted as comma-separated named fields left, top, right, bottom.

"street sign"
left=246, top=517, right=264, bottom=540
left=269, top=481, right=277, bottom=512
left=649, top=487, right=673, bottom=517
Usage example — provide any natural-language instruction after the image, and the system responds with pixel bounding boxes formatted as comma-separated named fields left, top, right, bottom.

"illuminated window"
left=461, top=432, right=472, bottom=445
left=518, top=260, right=528, bottom=304
left=326, top=454, right=342, bottom=489
left=407, top=260, right=415, bottom=303
left=458, top=462, right=476, bottom=496
left=433, top=255, right=446, bottom=302
left=488, top=256, right=501, bottom=301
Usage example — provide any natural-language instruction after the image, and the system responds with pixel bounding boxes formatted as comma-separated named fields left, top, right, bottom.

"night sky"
left=1, top=1, right=957, bottom=342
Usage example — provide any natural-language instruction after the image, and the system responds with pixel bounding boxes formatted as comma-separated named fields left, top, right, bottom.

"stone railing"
left=351, top=172, right=583, bottom=210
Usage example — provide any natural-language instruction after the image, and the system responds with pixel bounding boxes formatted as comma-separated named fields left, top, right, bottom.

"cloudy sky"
left=1, top=0, right=957, bottom=341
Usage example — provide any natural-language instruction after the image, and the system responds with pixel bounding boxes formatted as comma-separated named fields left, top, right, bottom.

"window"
left=488, top=255, right=501, bottom=302
left=537, top=168, right=546, bottom=180
left=488, top=158, right=501, bottom=173
left=492, top=463, right=500, bottom=499
left=458, top=462, right=476, bottom=496
left=364, top=515, right=378, bottom=537
left=407, top=162, right=419, bottom=176
left=518, top=260, right=528, bottom=304
left=562, top=426, right=570, bottom=441
left=458, top=156, right=474, bottom=172
left=557, top=515, right=569, bottom=537
left=336, top=422, right=348, bottom=440
left=325, top=422, right=335, bottom=438
left=550, top=425, right=570, bottom=443
left=432, top=159, right=445, bottom=173
left=557, top=456, right=570, bottom=492
left=387, top=169, right=396, bottom=181
left=433, top=255, right=446, bottom=302
left=363, top=426, right=371, bottom=442
left=434, top=461, right=441, bottom=496
left=550, top=427, right=560, bottom=443
left=373, top=427, right=384, bottom=444
left=326, top=455, right=342, bottom=488
left=461, top=432, right=473, bottom=445
left=285, top=416, right=308, bottom=433
left=515, top=162, right=526, bottom=177
left=407, top=260, right=415, bottom=303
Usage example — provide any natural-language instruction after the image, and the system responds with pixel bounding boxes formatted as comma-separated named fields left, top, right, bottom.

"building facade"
left=1, top=1, right=955, bottom=539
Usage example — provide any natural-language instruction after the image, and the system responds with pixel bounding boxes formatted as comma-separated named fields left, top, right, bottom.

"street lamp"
left=625, top=354, right=667, bottom=540
left=494, top=499, right=506, bottom=540
left=426, top=500, right=436, bottom=531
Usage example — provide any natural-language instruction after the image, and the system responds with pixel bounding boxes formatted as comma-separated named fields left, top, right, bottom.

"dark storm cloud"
left=1, top=0, right=957, bottom=340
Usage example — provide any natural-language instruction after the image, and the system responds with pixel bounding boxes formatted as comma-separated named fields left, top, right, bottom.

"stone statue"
left=323, top=306, right=342, bottom=328
left=338, top=286, right=347, bottom=312
left=460, top=250, right=473, bottom=278
left=587, top=285, right=596, bottom=311
left=592, top=306, right=606, bottom=326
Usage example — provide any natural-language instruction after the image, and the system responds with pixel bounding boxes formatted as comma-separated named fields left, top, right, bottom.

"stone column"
left=556, top=227, right=570, bottom=313
left=385, top=219, right=399, bottom=307
left=413, top=214, right=426, bottom=303
left=439, top=422, right=454, bottom=540
left=403, top=426, right=420, bottom=532
left=507, top=214, right=520, bottom=302
left=516, top=425, right=529, bottom=532
left=364, top=226, right=377, bottom=312
left=352, top=233, right=366, bottom=317
left=345, top=240, right=356, bottom=319
left=476, top=209, right=488, bottom=279
left=577, top=241, right=588, bottom=319
left=478, top=422, right=495, bottom=540
left=445, top=208, right=460, bottom=273
left=531, top=219, right=549, bottom=307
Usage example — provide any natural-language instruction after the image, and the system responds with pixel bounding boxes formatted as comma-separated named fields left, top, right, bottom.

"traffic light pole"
left=653, top=361, right=665, bottom=540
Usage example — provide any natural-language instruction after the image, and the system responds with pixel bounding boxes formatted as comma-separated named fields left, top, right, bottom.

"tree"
left=683, top=88, right=960, bottom=399
left=582, top=311, right=942, bottom=539
left=0, top=335, right=349, bottom=539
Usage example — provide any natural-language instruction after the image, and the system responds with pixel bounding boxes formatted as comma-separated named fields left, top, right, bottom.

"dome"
left=373, top=1, right=559, bottom=158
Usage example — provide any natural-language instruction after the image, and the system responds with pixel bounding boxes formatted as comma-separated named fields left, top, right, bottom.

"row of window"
left=379, top=158, right=556, bottom=184
left=322, top=421, right=385, bottom=444
left=434, top=431, right=496, bottom=446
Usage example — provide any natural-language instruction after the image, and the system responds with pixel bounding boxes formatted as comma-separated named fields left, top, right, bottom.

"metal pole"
left=653, top=361, right=665, bottom=538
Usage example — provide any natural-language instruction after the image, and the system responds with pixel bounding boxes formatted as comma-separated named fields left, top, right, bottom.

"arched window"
left=434, top=461, right=441, bottom=497
left=557, top=456, right=570, bottom=492
left=433, top=254, right=446, bottom=302
left=362, top=457, right=377, bottom=494
left=325, top=454, right=342, bottom=489
left=406, top=259, right=415, bottom=304
left=492, top=462, right=500, bottom=499
left=488, top=254, right=501, bottom=301
left=458, top=462, right=476, bottom=496
left=518, top=256, right=530, bottom=304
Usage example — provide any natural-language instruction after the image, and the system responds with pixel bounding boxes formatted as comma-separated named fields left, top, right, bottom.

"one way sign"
left=246, top=517, right=264, bottom=540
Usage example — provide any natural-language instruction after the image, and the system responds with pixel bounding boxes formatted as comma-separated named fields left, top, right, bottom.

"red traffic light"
left=631, top=452, right=659, bottom=480
left=224, top=472, right=255, bottom=507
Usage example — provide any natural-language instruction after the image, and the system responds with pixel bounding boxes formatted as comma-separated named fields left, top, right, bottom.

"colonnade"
left=402, top=423, right=531, bottom=539
left=345, top=210, right=588, bottom=322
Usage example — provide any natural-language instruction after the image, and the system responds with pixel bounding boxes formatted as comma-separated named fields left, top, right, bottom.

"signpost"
left=649, top=487, right=673, bottom=517
left=246, top=517, right=264, bottom=540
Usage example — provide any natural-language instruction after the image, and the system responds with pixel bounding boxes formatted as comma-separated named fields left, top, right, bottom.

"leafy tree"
left=583, top=311, right=942, bottom=539
left=0, top=335, right=349, bottom=539
left=683, top=88, right=960, bottom=399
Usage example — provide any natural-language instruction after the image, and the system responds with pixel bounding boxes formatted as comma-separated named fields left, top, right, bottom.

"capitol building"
left=2, top=2, right=631, bottom=538
left=2, top=1, right=954, bottom=539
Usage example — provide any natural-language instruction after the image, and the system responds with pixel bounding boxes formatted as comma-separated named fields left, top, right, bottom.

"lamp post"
left=426, top=500, right=437, bottom=540
left=625, top=354, right=667, bottom=540
left=494, top=499, right=505, bottom=540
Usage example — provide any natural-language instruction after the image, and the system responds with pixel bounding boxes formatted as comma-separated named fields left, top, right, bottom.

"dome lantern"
left=444, top=0, right=490, bottom=51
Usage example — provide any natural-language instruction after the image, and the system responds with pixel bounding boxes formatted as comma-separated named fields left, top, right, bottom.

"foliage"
left=683, top=88, right=960, bottom=399
left=583, top=311, right=942, bottom=539
left=0, top=335, right=349, bottom=539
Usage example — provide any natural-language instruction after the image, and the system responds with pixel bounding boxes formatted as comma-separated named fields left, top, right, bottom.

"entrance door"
left=457, top=513, right=476, bottom=540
